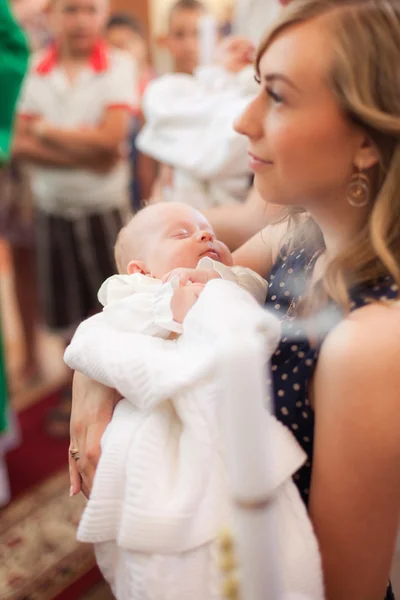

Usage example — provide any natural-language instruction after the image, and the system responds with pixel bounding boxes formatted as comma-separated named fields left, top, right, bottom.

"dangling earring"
left=346, top=165, right=370, bottom=208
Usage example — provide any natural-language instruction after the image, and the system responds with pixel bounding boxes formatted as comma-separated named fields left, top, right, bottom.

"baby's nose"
left=197, top=230, right=213, bottom=242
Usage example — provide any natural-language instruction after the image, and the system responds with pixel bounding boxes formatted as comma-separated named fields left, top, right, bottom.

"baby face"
left=144, top=204, right=232, bottom=278
left=122, top=203, right=232, bottom=279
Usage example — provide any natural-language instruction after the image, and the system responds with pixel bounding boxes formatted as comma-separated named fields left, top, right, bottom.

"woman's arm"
left=233, top=220, right=287, bottom=278
left=310, top=304, right=400, bottom=600
left=69, top=372, right=120, bottom=497
left=205, top=185, right=283, bottom=251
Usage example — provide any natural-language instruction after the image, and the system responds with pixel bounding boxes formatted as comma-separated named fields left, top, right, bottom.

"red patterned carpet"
left=1, top=389, right=104, bottom=600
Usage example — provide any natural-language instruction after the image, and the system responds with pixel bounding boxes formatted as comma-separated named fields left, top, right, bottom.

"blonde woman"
left=69, top=1, right=400, bottom=598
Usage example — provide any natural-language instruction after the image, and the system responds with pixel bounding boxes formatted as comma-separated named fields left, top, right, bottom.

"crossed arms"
left=13, top=106, right=131, bottom=171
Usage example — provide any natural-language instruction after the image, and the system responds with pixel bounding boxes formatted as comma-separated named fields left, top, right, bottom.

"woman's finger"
left=81, top=481, right=91, bottom=499
left=68, top=449, right=82, bottom=496
left=76, top=420, right=109, bottom=495
left=69, top=372, right=118, bottom=497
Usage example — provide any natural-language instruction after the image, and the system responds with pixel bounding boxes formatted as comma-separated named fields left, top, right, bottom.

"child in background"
left=159, top=0, right=207, bottom=75
left=13, top=0, right=136, bottom=437
left=139, top=35, right=256, bottom=210
left=106, top=13, right=156, bottom=210
left=106, top=14, right=154, bottom=105
left=148, top=0, right=208, bottom=204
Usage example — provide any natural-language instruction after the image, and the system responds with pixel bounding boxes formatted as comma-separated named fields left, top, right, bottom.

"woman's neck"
left=307, top=197, right=370, bottom=260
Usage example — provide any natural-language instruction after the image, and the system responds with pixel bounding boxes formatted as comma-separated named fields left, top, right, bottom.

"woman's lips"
left=248, top=152, right=273, bottom=170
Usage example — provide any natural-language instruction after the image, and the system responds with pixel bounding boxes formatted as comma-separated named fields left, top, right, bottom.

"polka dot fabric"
left=266, top=246, right=398, bottom=600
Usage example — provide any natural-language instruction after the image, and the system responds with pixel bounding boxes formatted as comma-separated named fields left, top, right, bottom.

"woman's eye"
left=266, top=87, right=284, bottom=104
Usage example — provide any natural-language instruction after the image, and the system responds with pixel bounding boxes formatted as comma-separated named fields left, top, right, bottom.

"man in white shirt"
left=14, top=0, right=136, bottom=334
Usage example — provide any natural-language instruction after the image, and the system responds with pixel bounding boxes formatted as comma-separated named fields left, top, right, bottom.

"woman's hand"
left=69, top=371, right=120, bottom=498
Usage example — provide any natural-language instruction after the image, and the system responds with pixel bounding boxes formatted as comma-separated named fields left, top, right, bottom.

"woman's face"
left=235, top=18, right=365, bottom=210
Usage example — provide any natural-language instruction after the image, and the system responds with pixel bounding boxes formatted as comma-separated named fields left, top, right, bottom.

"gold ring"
left=69, top=448, right=80, bottom=461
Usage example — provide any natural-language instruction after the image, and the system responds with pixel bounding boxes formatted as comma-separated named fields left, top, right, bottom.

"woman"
left=69, top=1, right=400, bottom=598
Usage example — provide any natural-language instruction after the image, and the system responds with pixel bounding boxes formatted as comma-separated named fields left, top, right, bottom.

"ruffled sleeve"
left=197, top=257, right=268, bottom=305
left=98, top=273, right=183, bottom=338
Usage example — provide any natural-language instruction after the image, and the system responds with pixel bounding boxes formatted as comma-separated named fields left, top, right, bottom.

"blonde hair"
left=114, top=213, right=140, bottom=274
left=114, top=223, right=130, bottom=274
left=257, top=0, right=400, bottom=313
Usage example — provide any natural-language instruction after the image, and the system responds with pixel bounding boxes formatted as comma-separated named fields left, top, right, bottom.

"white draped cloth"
left=65, top=280, right=324, bottom=600
left=137, top=66, right=258, bottom=209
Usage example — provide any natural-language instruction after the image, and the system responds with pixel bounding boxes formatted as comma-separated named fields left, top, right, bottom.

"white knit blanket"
left=65, top=281, right=324, bottom=598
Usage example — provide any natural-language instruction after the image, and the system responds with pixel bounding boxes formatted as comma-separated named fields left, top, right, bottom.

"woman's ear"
left=127, top=260, right=149, bottom=275
left=354, top=137, right=380, bottom=171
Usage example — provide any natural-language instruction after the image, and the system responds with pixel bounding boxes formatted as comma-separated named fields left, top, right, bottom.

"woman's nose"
left=234, top=95, right=264, bottom=140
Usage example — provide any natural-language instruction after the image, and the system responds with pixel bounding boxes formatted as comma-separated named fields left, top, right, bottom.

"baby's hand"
left=216, top=36, right=255, bottom=73
left=162, top=268, right=221, bottom=287
left=171, top=283, right=205, bottom=323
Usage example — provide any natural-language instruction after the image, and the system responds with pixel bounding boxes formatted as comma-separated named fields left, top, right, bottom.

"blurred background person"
left=106, top=13, right=157, bottom=211
left=145, top=0, right=208, bottom=206
left=0, top=157, right=39, bottom=392
left=219, top=2, right=234, bottom=37
left=13, top=0, right=136, bottom=437
left=138, top=35, right=257, bottom=216
left=157, top=0, right=207, bottom=75
left=13, top=0, right=51, bottom=48
left=0, top=0, right=51, bottom=393
left=0, top=0, right=29, bottom=506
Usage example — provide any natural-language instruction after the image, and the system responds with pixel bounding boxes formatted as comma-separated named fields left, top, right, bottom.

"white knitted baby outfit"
left=65, top=280, right=324, bottom=600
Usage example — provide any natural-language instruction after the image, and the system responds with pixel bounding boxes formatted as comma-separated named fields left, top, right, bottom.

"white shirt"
left=18, top=42, right=137, bottom=219
left=234, top=0, right=282, bottom=45
left=137, top=66, right=258, bottom=209
left=97, top=257, right=269, bottom=337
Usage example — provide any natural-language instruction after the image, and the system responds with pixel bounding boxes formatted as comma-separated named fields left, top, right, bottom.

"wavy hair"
left=256, top=0, right=400, bottom=312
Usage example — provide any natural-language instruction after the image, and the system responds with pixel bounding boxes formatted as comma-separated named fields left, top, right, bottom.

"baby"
left=65, top=201, right=323, bottom=600
left=98, top=201, right=268, bottom=336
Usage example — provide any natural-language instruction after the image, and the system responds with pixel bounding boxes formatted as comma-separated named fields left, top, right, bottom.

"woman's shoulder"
left=319, top=301, right=400, bottom=370
left=315, top=301, right=400, bottom=436
left=323, top=300, right=400, bottom=361
left=233, top=222, right=289, bottom=278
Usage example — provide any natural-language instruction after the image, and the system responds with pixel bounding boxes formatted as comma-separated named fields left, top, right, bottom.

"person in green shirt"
left=0, top=0, right=30, bottom=432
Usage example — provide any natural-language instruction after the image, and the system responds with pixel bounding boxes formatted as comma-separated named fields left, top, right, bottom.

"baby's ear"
left=127, top=260, right=149, bottom=275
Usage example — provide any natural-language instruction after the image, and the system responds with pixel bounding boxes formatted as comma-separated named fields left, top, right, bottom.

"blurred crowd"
left=1, top=0, right=282, bottom=441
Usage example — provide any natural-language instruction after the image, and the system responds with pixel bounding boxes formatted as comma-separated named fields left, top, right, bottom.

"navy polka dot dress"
left=266, top=246, right=399, bottom=600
